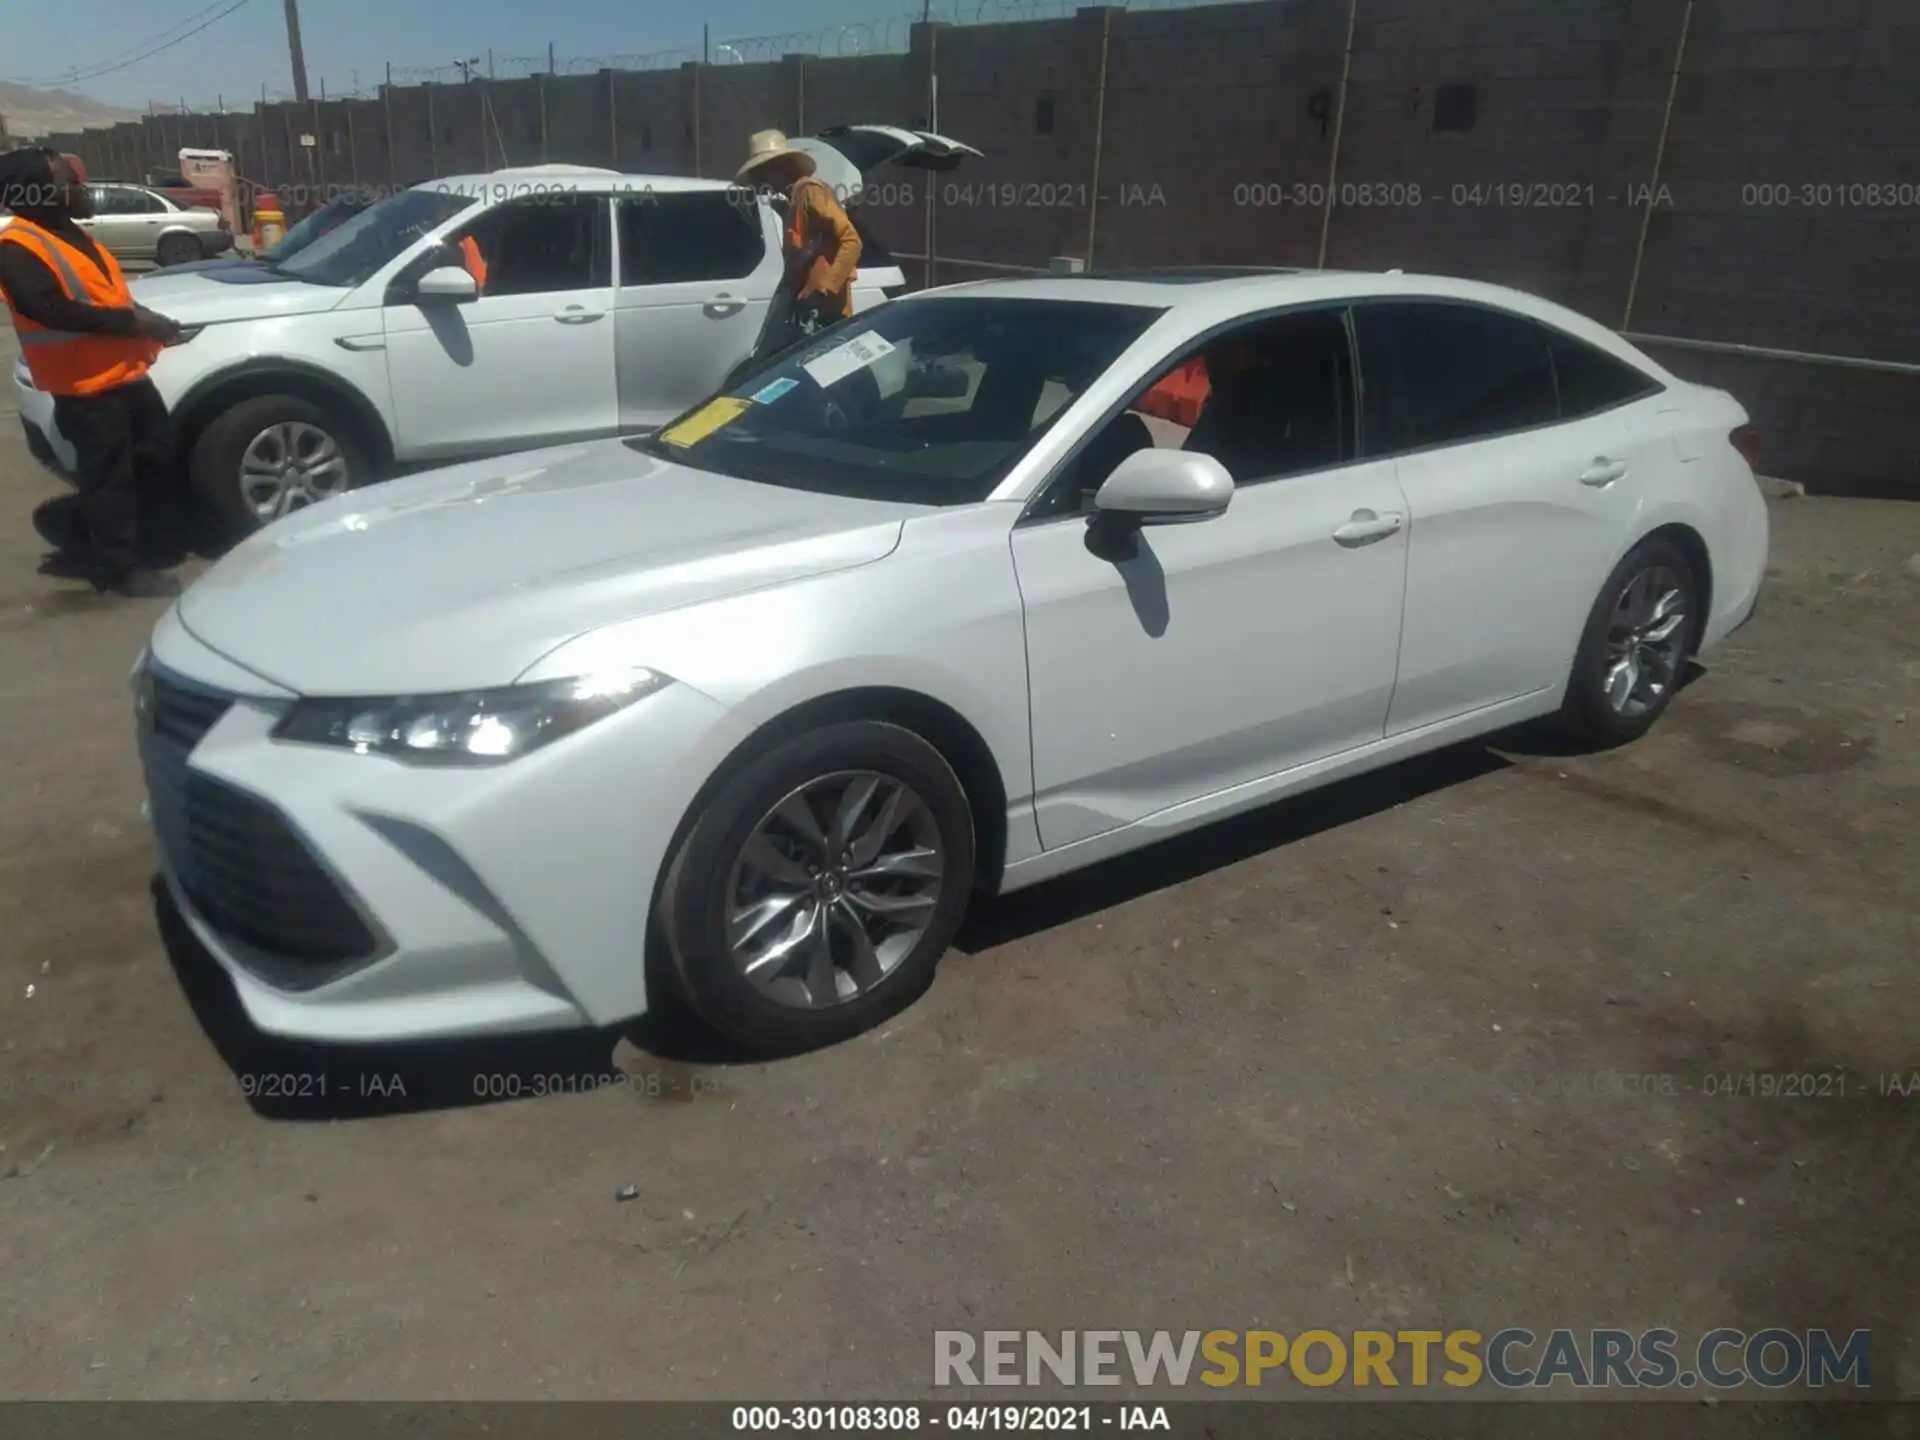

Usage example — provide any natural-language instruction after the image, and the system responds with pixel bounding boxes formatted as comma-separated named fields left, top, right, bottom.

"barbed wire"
left=710, top=18, right=918, bottom=62
left=706, top=0, right=1247, bottom=60
left=558, top=50, right=698, bottom=73
left=141, top=0, right=1274, bottom=114
left=390, top=63, right=464, bottom=84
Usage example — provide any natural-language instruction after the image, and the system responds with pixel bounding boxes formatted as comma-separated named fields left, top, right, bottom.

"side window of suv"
left=620, top=191, right=765, bottom=285
left=1029, top=306, right=1357, bottom=520
left=452, top=195, right=610, bottom=298
left=1354, top=301, right=1559, bottom=454
left=1548, top=330, right=1663, bottom=418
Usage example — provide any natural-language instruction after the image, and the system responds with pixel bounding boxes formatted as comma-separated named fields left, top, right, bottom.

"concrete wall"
left=38, top=0, right=1920, bottom=494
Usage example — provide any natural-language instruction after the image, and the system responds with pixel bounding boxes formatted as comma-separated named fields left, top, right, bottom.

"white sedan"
left=137, top=268, right=1769, bottom=1053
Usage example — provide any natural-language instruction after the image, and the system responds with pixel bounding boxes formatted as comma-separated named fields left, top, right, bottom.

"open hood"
left=793, top=126, right=982, bottom=204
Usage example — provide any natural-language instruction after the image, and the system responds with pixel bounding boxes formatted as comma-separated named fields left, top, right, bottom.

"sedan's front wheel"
left=1558, top=536, right=1702, bottom=746
left=661, top=721, right=976, bottom=1053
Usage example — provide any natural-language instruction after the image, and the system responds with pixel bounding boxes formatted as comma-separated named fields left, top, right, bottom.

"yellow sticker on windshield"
left=659, top=396, right=752, bottom=448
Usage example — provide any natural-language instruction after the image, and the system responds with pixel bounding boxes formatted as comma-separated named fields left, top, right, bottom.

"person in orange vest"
left=0, top=148, right=184, bottom=596
left=737, top=130, right=862, bottom=340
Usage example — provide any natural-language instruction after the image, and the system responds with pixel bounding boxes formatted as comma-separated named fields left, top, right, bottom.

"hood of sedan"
left=177, top=440, right=927, bottom=695
left=131, top=266, right=347, bottom=323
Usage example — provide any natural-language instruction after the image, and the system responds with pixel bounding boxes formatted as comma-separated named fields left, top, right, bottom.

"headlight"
left=272, top=667, right=671, bottom=765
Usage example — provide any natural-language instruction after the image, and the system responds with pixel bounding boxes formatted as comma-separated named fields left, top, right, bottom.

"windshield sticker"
left=659, top=396, right=752, bottom=448
left=750, top=376, right=800, bottom=405
left=801, top=332, right=898, bottom=389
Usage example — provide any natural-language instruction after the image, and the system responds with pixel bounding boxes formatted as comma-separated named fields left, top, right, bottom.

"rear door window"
left=1548, top=330, right=1663, bottom=417
left=620, top=191, right=765, bottom=285
left=1354, top=301, right=1559, bottom=455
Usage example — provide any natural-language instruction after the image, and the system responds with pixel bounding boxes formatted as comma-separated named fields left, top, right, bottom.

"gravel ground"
left=1, top=330, right=1916, bottom=1403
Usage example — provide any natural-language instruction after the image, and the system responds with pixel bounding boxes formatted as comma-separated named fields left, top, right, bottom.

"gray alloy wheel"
left=724, top=770, right=946, bottom=1009
left=1602, top=562, right=1689, bottom=718
left=1557, top=534, right=1701, bottom=747
left=238, top=420, right=354, bottom=522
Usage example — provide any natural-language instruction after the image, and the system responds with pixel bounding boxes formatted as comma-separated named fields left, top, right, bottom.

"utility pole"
left=283, top=0, right=311, bottom=104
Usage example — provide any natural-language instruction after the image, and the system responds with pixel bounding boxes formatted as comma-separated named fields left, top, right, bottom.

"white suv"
left=15, top=130, right=975, bottom=534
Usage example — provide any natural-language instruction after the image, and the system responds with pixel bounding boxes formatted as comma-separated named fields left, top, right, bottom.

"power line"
left=4, top=0, right=256, bottom=88
left=6, top=0, right=237, bottom=83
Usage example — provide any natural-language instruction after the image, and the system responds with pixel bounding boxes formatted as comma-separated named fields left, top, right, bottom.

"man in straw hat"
left=737, top=129, right=862, bottom=344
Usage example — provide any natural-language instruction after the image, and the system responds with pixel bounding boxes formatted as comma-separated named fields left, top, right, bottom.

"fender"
left=169, top=357, right=395, bottom=463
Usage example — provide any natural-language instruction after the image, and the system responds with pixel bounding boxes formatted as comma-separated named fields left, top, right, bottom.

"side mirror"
left=1092, top=448, right=1233, bottom=526
left=415, top=264, right=478, bottom=303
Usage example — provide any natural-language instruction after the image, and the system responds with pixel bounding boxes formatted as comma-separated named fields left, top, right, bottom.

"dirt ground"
left=1, top=329, right=1917, bottom=1404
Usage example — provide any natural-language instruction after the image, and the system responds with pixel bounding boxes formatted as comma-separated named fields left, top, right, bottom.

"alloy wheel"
left=724, top=770, right=946, bottom=1009
left=239, top=421, right=352, bottom=522
left=1602, top=563, right=1689, bottom=717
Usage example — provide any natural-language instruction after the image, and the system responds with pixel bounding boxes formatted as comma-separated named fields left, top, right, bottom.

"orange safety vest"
left=0, top=219, right=161, bottom=397
left=788, top=177, right=856, bottom=319
left=458, top=235, right=488, bottom=294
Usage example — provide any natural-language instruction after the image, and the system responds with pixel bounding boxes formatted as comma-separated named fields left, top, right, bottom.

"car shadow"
left=152, top=727, right=1555, bottom=1120
left=953, top=737, right=1512, bottom=954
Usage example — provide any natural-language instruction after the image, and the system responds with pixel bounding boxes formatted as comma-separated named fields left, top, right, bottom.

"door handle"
left=1580, top=458, right=1628, bottom=487
left=554, top=306, right=605, bottom=325
left=1333, top=509, right=1404, bottom=547
left=704, top=293, right=746, bottom=316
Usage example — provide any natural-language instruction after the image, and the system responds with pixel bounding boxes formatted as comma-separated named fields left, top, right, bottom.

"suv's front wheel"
left=189, top=394, right=370, bottom=536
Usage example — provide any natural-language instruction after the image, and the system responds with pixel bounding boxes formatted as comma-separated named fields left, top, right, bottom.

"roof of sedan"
left=912, top=266, right=1586, bottom=316
left=421, top=167, right=734, bottom=193
left=904, top=266, right=1674, bottom=381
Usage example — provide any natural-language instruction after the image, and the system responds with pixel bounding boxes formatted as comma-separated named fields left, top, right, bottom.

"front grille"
left=150, top=674, right=232, bottom=749
left=179, top=775, right=377, bottom=964
left=143, top=671, right=378, bottom=970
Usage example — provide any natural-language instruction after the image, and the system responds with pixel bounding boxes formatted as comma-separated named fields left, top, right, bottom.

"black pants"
left=52, top=377, right=173, bottom=574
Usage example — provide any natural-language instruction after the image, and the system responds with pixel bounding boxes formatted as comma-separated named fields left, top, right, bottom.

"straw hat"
left=736, top=129, right=817, bottom=182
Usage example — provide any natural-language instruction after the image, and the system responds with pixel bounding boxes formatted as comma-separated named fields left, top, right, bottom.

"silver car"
left=83, top=183, right=234, bottom=267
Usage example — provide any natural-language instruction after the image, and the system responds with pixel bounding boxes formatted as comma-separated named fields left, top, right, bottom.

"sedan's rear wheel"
left=155, top=232, right=202, bottom=267
left=1558, top=537, right=1701, bottom=746
left=661, top=721, right=975, bottom=1053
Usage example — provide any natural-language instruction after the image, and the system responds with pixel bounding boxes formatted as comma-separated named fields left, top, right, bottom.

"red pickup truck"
left=145, top=170, right=226, bottom=214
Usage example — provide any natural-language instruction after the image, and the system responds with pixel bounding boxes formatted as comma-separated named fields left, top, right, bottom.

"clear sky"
left=1, top=0, right=938, bottom=109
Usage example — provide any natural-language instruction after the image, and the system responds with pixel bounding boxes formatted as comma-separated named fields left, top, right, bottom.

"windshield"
left=264, top=198, right=371, bottom=262
left=636, top=297, right=1163, bottom=505
left=272, top=188, right=474, bottom=287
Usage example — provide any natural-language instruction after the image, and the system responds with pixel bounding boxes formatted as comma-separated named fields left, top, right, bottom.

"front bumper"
left=143, top=610, right=750, bottom=1044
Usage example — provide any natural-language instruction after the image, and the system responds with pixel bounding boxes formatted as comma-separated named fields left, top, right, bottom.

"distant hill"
left=0, top=81, right=142, bottom=143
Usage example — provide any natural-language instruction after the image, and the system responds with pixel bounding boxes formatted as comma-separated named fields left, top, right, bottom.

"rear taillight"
left=1730, top=423, right=1763, bottom=470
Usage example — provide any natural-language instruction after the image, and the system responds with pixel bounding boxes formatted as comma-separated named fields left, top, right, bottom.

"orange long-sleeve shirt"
left=788, top=175, right=862, bottom=317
